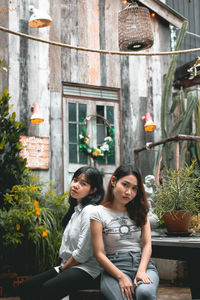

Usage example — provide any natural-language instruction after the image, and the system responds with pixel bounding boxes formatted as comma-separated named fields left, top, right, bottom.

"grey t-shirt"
left=90, top=205, right=142, bottom=254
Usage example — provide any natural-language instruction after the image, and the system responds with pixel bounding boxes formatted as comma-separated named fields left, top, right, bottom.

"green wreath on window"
left=79, top=114, right=115, bottom=160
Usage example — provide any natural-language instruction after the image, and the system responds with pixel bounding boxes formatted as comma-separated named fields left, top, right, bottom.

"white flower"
left=104, top=136, right=112, bottom=142
left=87, top=149, right=92, bottom=153
left=100, top=144, right=109, bottom=151
left=79, top=134, right=84, bottom=140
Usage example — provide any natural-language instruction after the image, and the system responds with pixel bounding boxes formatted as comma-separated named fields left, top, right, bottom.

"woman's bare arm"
left=134, top=216, right=152, bottom=286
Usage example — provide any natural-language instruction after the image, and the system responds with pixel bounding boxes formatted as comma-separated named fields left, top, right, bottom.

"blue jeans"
left=101, top=251, right=159, bottom=300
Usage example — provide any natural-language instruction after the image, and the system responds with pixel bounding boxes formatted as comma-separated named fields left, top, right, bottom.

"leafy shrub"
left=0, top=89, right=27, bottom=205
left=0, top=172, right=69, bottom=275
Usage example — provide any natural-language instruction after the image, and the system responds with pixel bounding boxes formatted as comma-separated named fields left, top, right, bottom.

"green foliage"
left=154, top=160, right=200, bottom=219
left=161, top=89, right=199, bottom=169
left=0, top=89, right=27, bottom=204
left=0, top=172, right=69, bottom=275
left=161, top=20, right=188, bottom=140
left=157, top=21, right=190, bottom=170
left=79, top=122, right=115, bottom=160
left=154, top=20, right=200, bottom=172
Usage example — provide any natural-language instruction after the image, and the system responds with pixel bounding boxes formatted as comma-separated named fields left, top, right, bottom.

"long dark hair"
left=62, top=166, right=105, bottom=227
left=102, top=164, right=149, bottom=227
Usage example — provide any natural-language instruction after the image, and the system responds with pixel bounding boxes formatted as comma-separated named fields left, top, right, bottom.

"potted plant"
left=153, top=160, right=200, bottom=234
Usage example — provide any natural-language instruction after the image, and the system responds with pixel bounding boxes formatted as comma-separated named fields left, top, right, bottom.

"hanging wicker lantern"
left=118, top=1, right=154, bottom=51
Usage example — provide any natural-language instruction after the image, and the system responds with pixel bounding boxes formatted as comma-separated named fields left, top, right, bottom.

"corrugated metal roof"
left=166, top=0, right=200, bottom=66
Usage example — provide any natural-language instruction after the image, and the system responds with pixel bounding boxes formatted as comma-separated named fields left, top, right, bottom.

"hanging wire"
left=1, top=25, right=200, bottom=56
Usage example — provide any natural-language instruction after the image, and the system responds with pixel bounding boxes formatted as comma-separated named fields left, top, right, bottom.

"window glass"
left=69, top=124, right=77, bottom=143
left=107, top=106, right=114, bottom=124
left=96, top=105, right=104, bottom=124
left=79, top=151, right=88, bottom=164
left=69, top=144, right=77, bottom=163
left=67, top=101, right=116, bottom=165
left=97, top=124, right=105, bottom=144
left=68, top=103, right=76, bottom=122
left=68, top=102, right=88, bottom=164
left=79, top=103, right=87, bottom=122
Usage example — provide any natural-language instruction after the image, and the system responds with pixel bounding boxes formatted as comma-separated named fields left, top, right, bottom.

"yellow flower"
left=96, top=149, right=101, bottom=155
left=85, top=137, right=90, bottom=145
left=35, top=210, right=40, bottom=216
left=42, top=231, right=48, bottom=237
left=92, top=150, right=98, bottom=157
left=93, top=149, right=101, bottom=156
left=16, top=224, right=20, bottom=231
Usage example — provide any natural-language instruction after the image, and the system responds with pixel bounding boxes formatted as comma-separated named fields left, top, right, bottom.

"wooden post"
left=175, top=141, right=180, bottom=171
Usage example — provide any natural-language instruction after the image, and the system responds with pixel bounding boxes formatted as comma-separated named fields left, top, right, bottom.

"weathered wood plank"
left=87, top=0, right=100, bottom=85
left=104, top=0, right=120, bottom=88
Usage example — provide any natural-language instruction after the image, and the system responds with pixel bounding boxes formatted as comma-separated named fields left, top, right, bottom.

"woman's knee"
left=135, top=282, right=158, bottom=300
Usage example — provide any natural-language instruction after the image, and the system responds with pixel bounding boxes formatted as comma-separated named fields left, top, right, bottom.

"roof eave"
left=138, top=0, right=187, bottom=29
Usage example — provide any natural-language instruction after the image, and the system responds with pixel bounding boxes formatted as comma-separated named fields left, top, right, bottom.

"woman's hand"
left=119, top=274, right=134, bottom=300
left=133, top=271, right=152, bottom=287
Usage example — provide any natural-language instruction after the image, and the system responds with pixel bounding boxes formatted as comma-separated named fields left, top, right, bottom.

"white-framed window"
left=62, top=83, right=121, bottom=189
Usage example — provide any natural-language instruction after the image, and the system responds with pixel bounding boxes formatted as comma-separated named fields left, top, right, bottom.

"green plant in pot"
left=153, top=160, right=200, bottom=234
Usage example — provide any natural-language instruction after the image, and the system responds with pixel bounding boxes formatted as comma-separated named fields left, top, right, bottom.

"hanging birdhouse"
left=118, top=1, right=154, bottom=51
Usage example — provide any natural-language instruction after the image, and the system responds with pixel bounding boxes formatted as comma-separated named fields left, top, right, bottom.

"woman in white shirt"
left=20, top=166, right=104, bottom=300
left=90, top=164, right=159, bottom=300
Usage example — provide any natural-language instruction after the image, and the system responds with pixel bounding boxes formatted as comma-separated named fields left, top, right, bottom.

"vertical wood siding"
left=8, top=1, right=20, bottom=119
left=87, top=0, right=100, bottom=85
left=99, top=0, right=107, bottom=86
left=0, top=0, right=173, bottom=193
left=0, top=1, right=9, bottom=92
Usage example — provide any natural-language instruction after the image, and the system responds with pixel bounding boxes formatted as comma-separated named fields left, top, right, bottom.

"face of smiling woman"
left=70, top=173, right=92, bottom=203
left=112, top=174, right=138, bottom=206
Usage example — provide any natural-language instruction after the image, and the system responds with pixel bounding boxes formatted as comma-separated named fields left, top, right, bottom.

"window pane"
left=68, top=103, right=76, bottom=122
left=97, top=156, right=105, bottom=165
left=69, top=124, right=77, bottom=143
left=108, top=125, right=115, bottom=164
left=79, top=104, right=87, bottom=122
left=69, top=144, right=77, bottom=163
left=107, top=150, right=115, bottom=165
left=96, top=105, right=104, bottom=124
left=79, top=150, right=88, bottom=164
left=107, top=106, right=114, bottom=124
left=97, top=124, right=105, bottom=144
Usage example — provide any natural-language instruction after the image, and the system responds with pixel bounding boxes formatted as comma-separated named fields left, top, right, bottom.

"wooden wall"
left=0, top=0, right=172, bottom=194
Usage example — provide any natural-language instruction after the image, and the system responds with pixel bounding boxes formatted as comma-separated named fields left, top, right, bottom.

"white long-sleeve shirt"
left=59, top=203, right=102, bottom=278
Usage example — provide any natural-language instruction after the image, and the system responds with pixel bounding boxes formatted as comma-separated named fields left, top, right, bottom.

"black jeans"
left=19, top=267, right=100, bottom=300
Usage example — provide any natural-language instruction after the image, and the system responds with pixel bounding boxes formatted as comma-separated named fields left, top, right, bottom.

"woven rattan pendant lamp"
left=118, top=0, right=154, bottom=51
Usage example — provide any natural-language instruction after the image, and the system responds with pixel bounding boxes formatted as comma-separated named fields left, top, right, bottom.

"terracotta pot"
left=163, top=210, right=191, bottom=232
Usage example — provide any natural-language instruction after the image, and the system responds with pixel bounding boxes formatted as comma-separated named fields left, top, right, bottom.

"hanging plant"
left=79, top=114, right=115, bottom=160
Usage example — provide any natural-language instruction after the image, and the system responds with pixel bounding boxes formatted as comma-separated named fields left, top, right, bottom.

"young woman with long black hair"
left=90, top=164, right=159, bottom=300
left=20, top=166, right=104, bottom=300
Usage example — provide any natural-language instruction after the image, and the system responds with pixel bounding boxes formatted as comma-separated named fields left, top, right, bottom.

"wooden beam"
left=134, top=134, right=200, bottom=154
left=138, top=0, right=187, bottom=29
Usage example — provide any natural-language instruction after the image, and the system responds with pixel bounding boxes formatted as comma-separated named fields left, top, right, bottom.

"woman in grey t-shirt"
left=91, top=164, right=159, bottom=300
